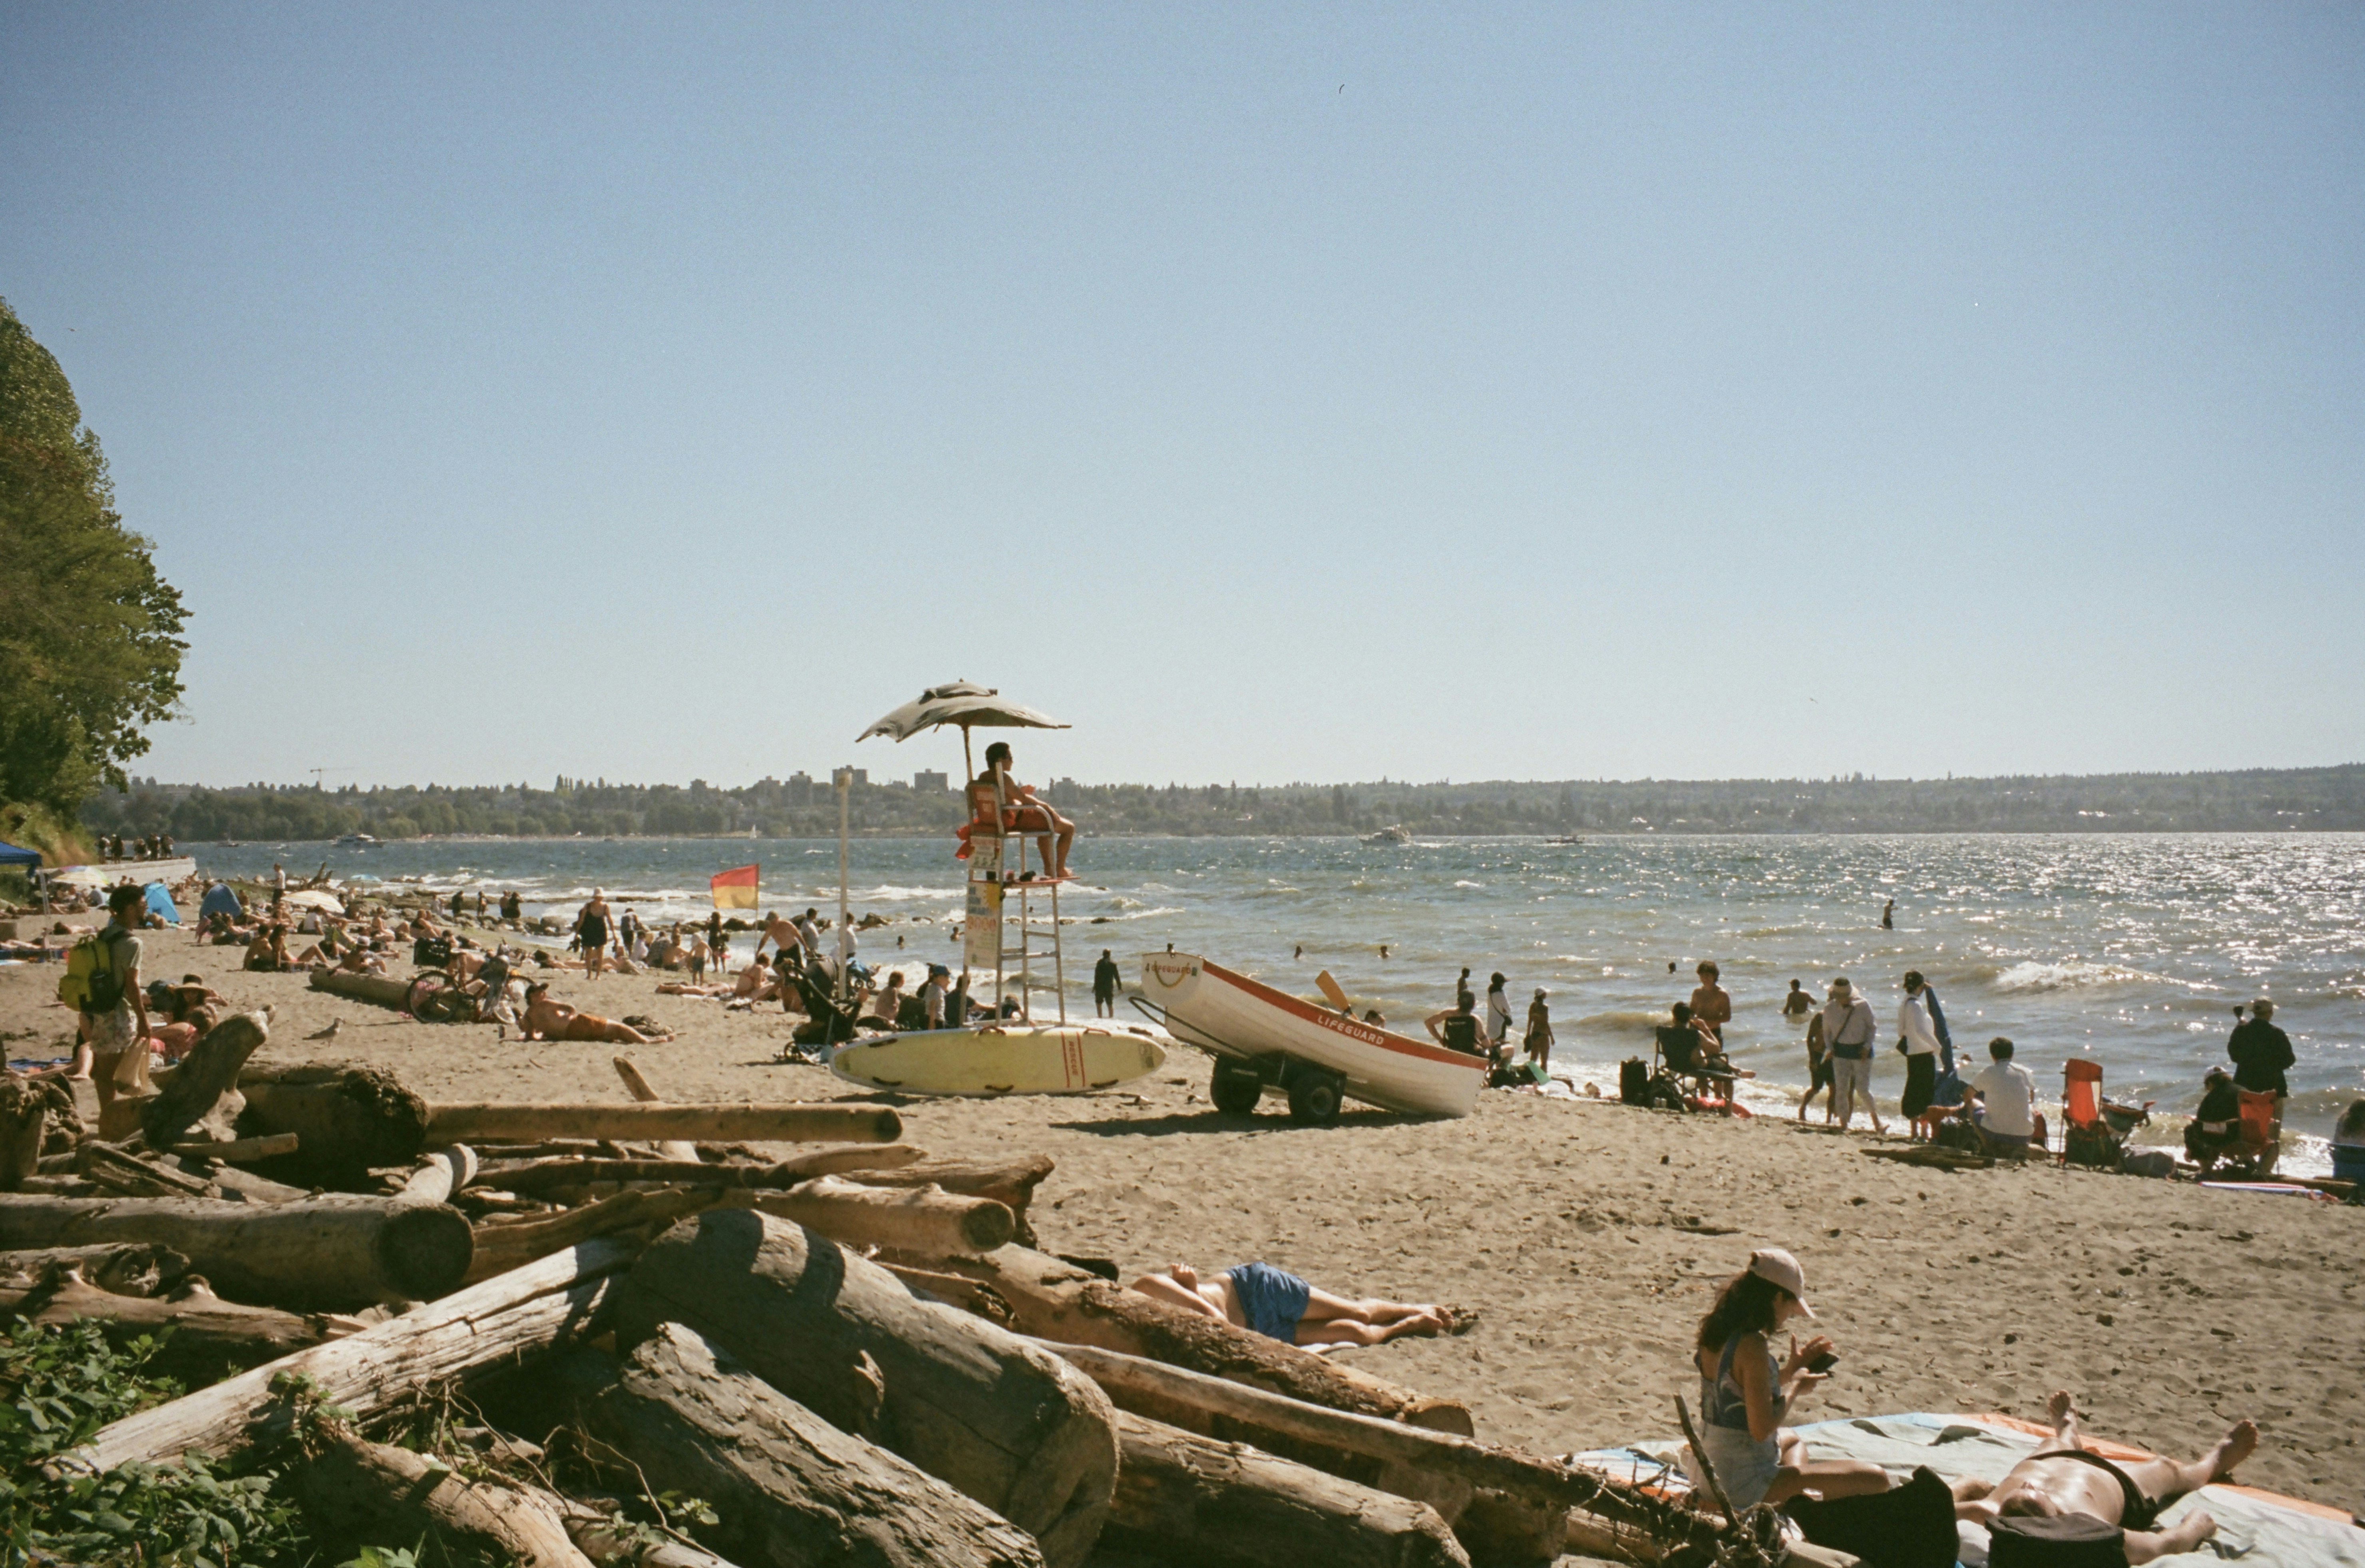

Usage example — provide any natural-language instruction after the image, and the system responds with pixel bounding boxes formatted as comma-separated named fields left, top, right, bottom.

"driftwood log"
left=239, top=1063, right=432, bottom=1183
left=561, top=1323, right=1046, bottom=1568
left=306, top=967, right=416, bottom=1010
left=301, top=1420, right=593, bottom=1568
left=0, top=1242, right=190, bottom=1295
left=0, top=1264, right=326, bottom=1369
left=172, top=1133, right=300, bottom=1163
left=426, top=1102, right=902, bottom=1145
left=0, top=1193, right=471, bottom=1310
left=854, top=1156, right=1054, bottom=1242
left=617, top=1209, right=1116, bottom=1568
left=556, top=1497, right=742, bottom=1568
left=466, top=1186, right=720, bottom=1284
left=0, top=1078, right=50, bottom=1192
left=76, top=1143, right=216, bottom=1199
left=63, top=1238, right=636, bottom=1475
left=396, top=1145, right=480, bottom=1204
left=730, top=1178, right=1014, bottom=1255
left=1103, top=1409, right=1470, bottom=1568
left=141, top=1010, right=268, bottom=1150
left=612, top=1055, right=700, bottom=1162
left=482, top=1144, right=927, bottom=1196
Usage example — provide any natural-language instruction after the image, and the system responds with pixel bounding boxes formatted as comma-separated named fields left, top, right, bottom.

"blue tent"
left=0, top=841, right=39, bottom=869
left=144, top=882, right=181, bottom=926
left=199, top=882, right=244, bottom=923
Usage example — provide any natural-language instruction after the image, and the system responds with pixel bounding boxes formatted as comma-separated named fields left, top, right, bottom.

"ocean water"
left=194, top=833, right=2364, bottom=1169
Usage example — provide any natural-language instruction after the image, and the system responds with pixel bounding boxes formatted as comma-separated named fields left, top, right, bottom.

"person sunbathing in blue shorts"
left=1128, top=1260, right=1462, bottom=1346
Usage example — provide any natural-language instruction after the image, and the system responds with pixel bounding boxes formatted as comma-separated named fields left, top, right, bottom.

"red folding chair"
left=2059, top=1059, right=2105, bottom=1167
left=2234, top=1089, right=2281, bottom=1173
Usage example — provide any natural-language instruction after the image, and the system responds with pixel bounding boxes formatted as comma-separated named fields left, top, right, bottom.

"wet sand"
left=2, top=926, right=2358, bottom=1517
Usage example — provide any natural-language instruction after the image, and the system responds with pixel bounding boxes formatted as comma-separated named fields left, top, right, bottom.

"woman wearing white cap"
left=1687, top=1248, right=1890, bottom=1510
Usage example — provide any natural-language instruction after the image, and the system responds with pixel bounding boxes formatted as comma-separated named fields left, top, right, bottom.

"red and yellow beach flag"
left=710, top=864, right=759, bottom=910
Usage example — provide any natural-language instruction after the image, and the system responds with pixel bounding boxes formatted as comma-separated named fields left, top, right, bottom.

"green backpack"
left=56, top=930, right=127, bottom=1015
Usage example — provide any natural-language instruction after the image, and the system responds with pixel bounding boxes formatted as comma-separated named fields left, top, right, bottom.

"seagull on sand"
left=305, top=1018, right=343, bottom=1041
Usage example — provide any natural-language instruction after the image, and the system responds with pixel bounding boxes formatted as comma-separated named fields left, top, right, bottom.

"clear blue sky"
left=5, top=4, right=2361, bottom=791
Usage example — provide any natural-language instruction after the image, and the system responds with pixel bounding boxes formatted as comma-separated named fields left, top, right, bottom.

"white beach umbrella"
left=857, top=681, right=1068, bottom=778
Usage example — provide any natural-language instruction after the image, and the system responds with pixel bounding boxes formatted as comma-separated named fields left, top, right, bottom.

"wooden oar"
left=1315, top=970, right=1353, bottom=1012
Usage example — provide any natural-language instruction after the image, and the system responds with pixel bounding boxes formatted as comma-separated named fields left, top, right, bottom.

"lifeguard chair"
left=959, top=766, right=1067, bottom=1025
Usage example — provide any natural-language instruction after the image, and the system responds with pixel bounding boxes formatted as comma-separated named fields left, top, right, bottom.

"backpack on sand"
left=56, top=932, right=125, bottom=1016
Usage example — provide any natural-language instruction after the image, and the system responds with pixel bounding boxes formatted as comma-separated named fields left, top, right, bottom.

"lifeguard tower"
left=855, top=682, right=1072, bottom=1025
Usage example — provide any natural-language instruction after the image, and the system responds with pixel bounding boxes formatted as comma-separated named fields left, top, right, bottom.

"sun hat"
left=1746, top=1248, right=1815, bottom=1317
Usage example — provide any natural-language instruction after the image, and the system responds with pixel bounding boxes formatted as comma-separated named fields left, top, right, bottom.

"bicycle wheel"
left=406, top=969, right=454, bottom=1021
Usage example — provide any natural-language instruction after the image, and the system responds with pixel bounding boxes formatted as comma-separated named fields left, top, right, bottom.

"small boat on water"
left=336, top=833, right=379, bottom=847
left=1140, top=952, right=1484, bottom=1122
left=1361, top=825, right=1412, bottom=845
left=1546, top=834, right=1584, bottom=845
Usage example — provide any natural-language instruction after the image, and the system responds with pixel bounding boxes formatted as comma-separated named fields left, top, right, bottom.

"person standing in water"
left=1093, top=949, right=1122, bottom=1018
left=1524, top=989, right=1554, bottom=1074
left=575, top=890, right=613, bottom=980
left=1690, top=962, right=1732, bottom=1048
left=1484, top=972, right=1513, bottom=1057
left=1881, top=898, right=1895, bottom=930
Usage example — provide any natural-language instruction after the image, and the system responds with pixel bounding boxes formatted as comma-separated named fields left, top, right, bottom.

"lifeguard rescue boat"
left=1139, top=953, right=1484, bottom=1123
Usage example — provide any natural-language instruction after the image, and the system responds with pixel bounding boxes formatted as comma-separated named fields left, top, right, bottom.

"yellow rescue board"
left=829, top=1024, right=1167, bottom=1097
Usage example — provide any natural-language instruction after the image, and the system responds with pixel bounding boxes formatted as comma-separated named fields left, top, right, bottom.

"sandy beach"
left=3, top=923, right=2358, bottom=1523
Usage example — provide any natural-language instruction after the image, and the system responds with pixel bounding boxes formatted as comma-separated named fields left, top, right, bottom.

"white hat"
left=1746, top=1248, right=1815, bottom=1317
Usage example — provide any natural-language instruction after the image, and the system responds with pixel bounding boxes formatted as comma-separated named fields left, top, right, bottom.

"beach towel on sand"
left=1568, top=1413, right=2364, bottom=1568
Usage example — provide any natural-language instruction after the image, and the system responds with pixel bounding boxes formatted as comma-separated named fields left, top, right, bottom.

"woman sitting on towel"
left=1688, top=1249, right=1889, bottom=1511
left=1129, top=1261, right=1458, bottom=1347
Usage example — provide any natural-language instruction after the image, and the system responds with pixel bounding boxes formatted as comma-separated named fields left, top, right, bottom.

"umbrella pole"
left=961, top=723, right=973, bottom=783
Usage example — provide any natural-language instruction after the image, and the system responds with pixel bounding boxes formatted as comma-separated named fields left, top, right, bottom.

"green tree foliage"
left=0, top=297, right=188, bottom=817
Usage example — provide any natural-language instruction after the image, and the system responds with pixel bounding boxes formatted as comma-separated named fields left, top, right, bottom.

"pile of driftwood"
left=0, top=1010, right=1826, bottom=1568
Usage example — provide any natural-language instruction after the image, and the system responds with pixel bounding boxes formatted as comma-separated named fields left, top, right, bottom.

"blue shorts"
left=1225, top=1262, right=1311, bottom=1343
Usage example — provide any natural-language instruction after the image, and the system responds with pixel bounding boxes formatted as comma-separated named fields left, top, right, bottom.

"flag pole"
left=835, top=767, right=851, bottom=1007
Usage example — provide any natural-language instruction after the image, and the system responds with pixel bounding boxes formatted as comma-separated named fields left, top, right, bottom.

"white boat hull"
left=1140, top=953, right=1483, bottom=1118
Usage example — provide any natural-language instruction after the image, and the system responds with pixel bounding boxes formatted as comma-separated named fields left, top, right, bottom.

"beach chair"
left=1653, top=1025, right=1735, bottom=1111
left=2059, top=1059, right=2119, bottom=1168
left=2232, top=1088, right=2280, bottom=1174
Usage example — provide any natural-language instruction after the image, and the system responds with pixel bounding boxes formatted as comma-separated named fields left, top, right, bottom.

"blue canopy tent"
left=143, top=882, right=181, bottom=926
left=0, top=842, right=39, bottom=870
left=198, top=882, right=244, bottom=924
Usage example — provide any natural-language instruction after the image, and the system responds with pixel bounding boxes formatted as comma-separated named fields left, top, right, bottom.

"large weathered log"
left=482, top=1143, right=928, bottom=1196
left=76, top=1143, right=216, bottom=1199
left=1103, top=1409, right=1469, bottom=1568
left=172, top=1132, right=300, bottom=1163
left=306, top=966, right=416, bottom=1010
left=853, top=1156, right=1054, bottom=1232
left=1040, top=1339, right=1620, bottom=1514
left=240, top=1064, right=432, bottom=1183
left=617, top=1209, right=1116, bottom=1568
left=730, top=1178, right=1014, bottom=1255
left=563, top=1323, right=1046, bottom=1568
left=612, top=1055, right=701, bottom=1163
left=0, top=1193, right=472, bottom=1310
left=883, top=1246, right=1469, bottom=1432
left=63, top=1238, right=635, bottom=1475
left=141, top=1010, right=267, bottom=1150
left=427, top=1102, right=902, bottom=1145
left=301, top=1420, right=593, bottom=1568
left=398, top=1145, right=480, bottom=1204
left=0, top=1265, right=326, bottom=1369
left=557, top=1497, right=743, bottom=1568
left=465, top=1186, right=720, bottom=1284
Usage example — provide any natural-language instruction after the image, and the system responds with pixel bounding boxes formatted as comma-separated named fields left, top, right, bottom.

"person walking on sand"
left=575, top=890, right=613, bottom=980
left=1896, top=971, right=1941, bottom=1123
left=1524, top=989, right=1554, bottom=1074
left=1798, top=1005, right=1834, bottom=1124
left=1822, top=978, right=1883, bottom=1133
left=1093, top=949, right=1122, bottom=1018
left=1690, top=962, right=1732, bottom=1047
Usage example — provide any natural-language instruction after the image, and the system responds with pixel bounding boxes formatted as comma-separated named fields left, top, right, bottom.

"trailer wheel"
left=1209, top=1061, right=1263, bottom=1115
left=1286, top=1073, right=1343, bottom=1125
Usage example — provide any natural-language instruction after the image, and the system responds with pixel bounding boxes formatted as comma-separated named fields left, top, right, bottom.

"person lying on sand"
left=1129, top=1261, right=1465, bottom=1347
left=519, top=984, right=663, bottom=1044
left=1954, top=1391, right=2256, bottom=1566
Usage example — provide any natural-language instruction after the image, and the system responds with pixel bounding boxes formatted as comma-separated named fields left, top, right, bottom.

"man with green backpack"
left=59, top=884, right=152, bottom=1096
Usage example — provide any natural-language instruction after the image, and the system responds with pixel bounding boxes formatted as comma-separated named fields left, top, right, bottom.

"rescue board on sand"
left=829, top=1024, right=1166, bottom=1097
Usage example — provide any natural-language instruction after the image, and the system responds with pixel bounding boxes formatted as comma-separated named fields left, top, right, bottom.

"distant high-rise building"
left=786, top=771, right=814, bottom=807
left=914, top=769, right=949, bottom=794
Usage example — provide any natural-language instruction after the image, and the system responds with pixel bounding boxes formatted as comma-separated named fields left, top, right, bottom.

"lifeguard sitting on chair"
left=959, top=741, right=1076, bottom=880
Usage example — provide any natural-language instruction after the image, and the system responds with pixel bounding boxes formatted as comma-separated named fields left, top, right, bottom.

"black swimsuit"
left=2039, top=1448, right=2168, bottom=1532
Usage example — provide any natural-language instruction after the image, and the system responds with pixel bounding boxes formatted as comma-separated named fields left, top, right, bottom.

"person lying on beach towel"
left=1128, top=1261, right=1464, bottom=1347
left=1956, top=1391, right=2257, bottom=1566
left=519, top=983, right=664, bottom=1044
